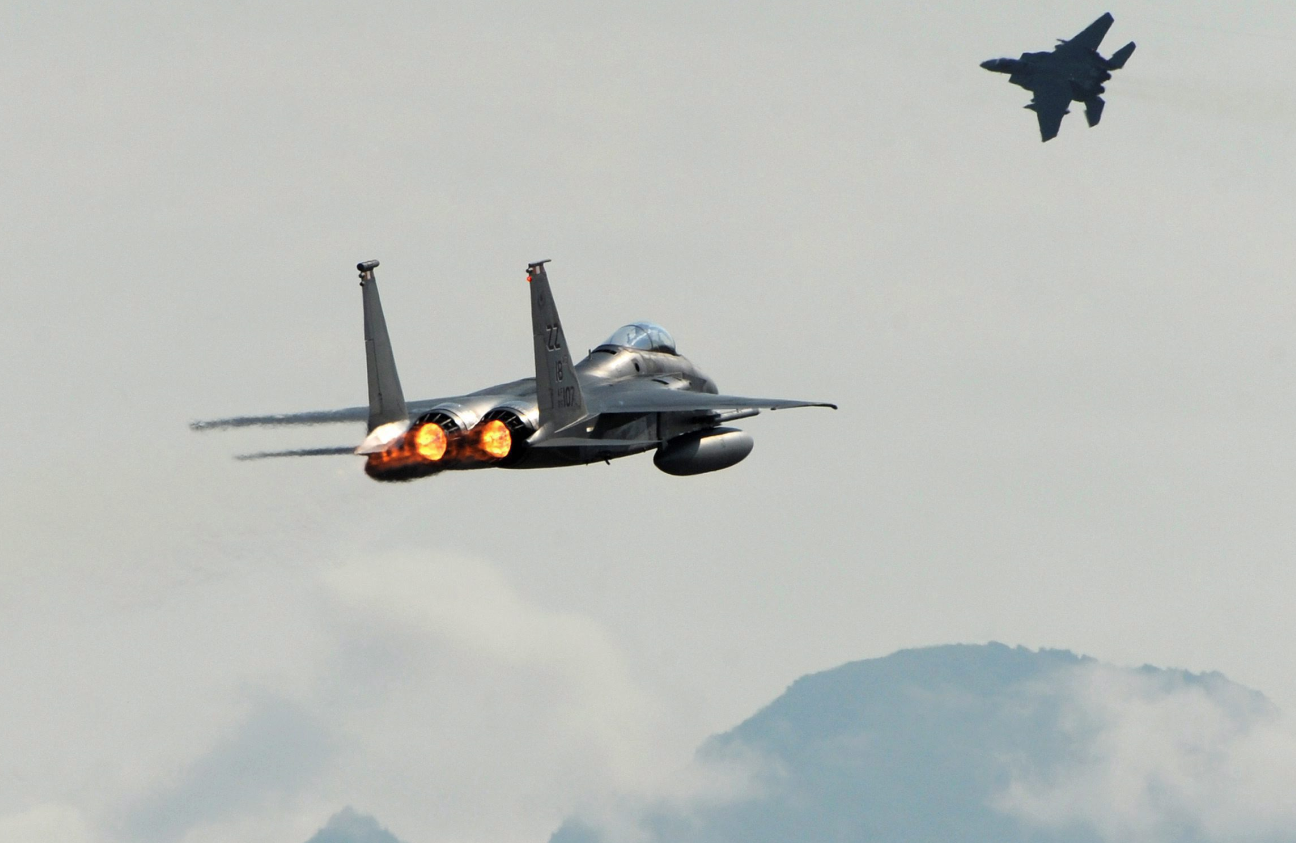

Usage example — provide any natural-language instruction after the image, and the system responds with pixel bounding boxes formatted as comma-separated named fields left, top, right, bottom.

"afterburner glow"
left=478, top=419, right=511, bottom=459
left=412, top=423, right=447, bottom=461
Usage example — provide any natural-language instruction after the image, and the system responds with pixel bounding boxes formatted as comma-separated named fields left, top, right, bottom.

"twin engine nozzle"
left=365, top=416, right=521, bottom=481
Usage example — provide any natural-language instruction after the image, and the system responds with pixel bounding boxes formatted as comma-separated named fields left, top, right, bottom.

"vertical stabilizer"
left=528, top=260, right=586, bottom=432
left=358, top=260, right=408, bottom=432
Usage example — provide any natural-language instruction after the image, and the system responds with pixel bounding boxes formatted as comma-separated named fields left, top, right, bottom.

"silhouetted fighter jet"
left=981, top=12, right=1135, bottom=141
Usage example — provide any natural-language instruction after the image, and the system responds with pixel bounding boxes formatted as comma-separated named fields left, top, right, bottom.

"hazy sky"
left=3, top=1, right=1296, bottom=841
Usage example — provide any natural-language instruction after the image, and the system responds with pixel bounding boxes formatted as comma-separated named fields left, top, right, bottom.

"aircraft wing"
left=587, top=385, right=836, bottom=415
left=1028, top=80, right=1072, bottom=141
left=1058, top=12, right=1113, bottom=55
left=191, top=397, right=458, bottom=430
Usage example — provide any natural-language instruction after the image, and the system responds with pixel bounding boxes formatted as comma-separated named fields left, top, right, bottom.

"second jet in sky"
left=981, top=12, right=1135, bottom=142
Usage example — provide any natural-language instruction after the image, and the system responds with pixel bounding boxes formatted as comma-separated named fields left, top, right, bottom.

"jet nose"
left=981, top=57, right=1019, bottom=74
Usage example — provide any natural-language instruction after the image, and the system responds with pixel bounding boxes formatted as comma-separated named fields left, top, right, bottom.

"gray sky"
left=3, top=1, right=1296, bottom=841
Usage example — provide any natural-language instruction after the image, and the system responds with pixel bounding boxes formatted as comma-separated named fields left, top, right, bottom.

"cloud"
left=997, top=662, right=1296, bottom=842
left=324, top=553, right=636, bottom=696
left=552, top=739, right=778, bottom=843
left=0, top=803, right=94, bottom=843
left=82, top=550, right=675, bottom=843
left=322, top=552, right=666, bottom=789
left=118, top=695, right=335, bottom=843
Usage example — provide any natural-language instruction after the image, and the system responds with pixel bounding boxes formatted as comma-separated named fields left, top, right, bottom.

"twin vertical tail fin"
left=1106, top=41, right=1136, bottom=70
left=356, top=260, right=411, bottom=453
left=355, top=258, right=587, bottom=451
left=528, top=260, right=586, bottom=433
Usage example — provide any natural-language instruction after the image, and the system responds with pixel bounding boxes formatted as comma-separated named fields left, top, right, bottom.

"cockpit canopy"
left=600, top=322, right=677, bottom=354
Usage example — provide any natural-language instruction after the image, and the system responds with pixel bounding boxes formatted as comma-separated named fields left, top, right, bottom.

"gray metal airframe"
left=193, top=260, right=836, bottom=481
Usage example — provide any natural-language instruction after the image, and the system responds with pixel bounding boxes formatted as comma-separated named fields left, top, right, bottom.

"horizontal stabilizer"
left=1085, top=95, right=1105, bottom=127
left=1107, top=41, right=1135, bottom=69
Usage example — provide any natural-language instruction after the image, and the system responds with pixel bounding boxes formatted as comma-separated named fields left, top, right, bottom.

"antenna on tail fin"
left=356, top=260, right=411, bottom=453
left=527, top=260, right=587, bottom=433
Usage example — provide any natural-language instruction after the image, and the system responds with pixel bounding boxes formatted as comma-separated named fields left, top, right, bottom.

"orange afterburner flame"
left=412, top=422, right=448, bottom=461
left=364, top=422, right=446, bottom=480
left=477, top=419, right=512, bottom=459
left=364, top=420, right=513, bottom=481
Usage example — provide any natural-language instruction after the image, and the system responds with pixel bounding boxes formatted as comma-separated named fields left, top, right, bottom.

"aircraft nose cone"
left=980, top=59, right=997, bottom=70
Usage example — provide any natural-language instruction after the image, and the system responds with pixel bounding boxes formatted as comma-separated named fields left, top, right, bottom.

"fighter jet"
left=193, top=260, right=836, bottom=480
left=981, top=12, right=1135, bottom=142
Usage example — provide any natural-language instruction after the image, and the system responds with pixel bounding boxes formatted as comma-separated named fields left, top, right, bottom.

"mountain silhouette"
left=550, top=643, right=1282, bottom=843
left=305, top=807, right=407, bottom=843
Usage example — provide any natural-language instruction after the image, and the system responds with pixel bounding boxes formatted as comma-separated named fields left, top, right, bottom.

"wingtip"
left=769, top=401, right=838, bottom=411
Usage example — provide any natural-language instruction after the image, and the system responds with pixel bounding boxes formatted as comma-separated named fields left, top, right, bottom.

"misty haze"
left=3, top=1, right=1296, bottom=842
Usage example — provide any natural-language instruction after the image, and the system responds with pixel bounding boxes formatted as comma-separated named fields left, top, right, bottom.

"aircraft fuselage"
left=193, top=260, right=836, bottom=481
left=406, top=345, right=723, bottom=474
left=980, top=55, right=1111, bottom=103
